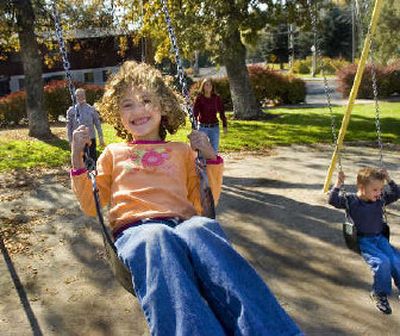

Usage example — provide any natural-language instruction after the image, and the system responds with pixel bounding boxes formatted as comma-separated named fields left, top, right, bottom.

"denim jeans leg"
left=115, top=223, right=226, bottom=336
left=359, top=236, right=392, bottom=295
left=199, top=126, right=220, bottom=153
left=175, top=216, right=303, bottom=336
left=376, top=235, right=400, bottom=289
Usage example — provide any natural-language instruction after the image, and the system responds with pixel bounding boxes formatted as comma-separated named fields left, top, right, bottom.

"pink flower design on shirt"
left=141, top=150, right=165, bottom=167
left=130, top=153, right=139, bottom=161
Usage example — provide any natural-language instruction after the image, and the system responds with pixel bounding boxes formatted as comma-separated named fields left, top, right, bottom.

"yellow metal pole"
left=323, top=0, right=384, bottom=193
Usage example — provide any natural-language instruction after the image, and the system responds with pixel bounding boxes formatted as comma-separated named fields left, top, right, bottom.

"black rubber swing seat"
left=342, top=214, right=390, bottom=254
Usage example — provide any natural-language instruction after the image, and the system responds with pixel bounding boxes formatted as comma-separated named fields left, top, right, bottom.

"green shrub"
left=292, top=57, right=350, bottom=75
left=248, top=64, right=286, bottom=104
left=337, top=63, right=393, bottom=98
left=0, top=91, right=26, bottom=126
left=248, top=64, right=306, bottom=104
left=80, top=83, right=104, bottom=106
left=385, top=61, right=400, bottom=95
left=190, top=65, right=306, bottom=107
left=286, top=77, right=307, bottom=104
left=293, top=59, right=311, bottom=74
left=326, top=57, right=351, bottom=73
left=44, top=80, right=74, bottom=121
left=0, top=80, right=105, bottom=126
left=45, top=80, right=104, bottom=121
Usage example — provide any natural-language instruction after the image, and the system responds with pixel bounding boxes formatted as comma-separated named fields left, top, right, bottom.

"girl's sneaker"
left=370, top=291, right=392, bottom=314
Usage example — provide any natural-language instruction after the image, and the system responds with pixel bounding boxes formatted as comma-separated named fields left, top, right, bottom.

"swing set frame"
left=322, top=0, right=384, bottom=193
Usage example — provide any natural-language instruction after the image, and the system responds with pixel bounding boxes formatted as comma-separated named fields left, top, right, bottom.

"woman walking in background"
left=193, top=78, right=227, bottom=153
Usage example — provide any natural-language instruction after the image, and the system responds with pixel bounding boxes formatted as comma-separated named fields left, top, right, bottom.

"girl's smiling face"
left=119, top=86, right=163, bottom=141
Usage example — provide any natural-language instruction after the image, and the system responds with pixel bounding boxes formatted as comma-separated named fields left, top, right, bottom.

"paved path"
left=1, top=145, right=400, bottom=335
left=304, top=78, right=374, bottom=106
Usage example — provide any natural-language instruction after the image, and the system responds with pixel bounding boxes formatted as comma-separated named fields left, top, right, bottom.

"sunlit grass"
left=0, top=101, right=399, bottom=171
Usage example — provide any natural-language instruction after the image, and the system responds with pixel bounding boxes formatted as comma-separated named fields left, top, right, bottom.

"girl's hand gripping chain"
left=71, top=125, right=91, bottom=169
left=188, top=130, right=217, bottom=161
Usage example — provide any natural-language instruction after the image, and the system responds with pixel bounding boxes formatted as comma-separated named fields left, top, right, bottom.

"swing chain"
left=354, top=2, right=384, bottom=168
left=309, top=0, right=343, bottom=173
left=140, top=0, right=146, bottom=63
left=160, top=0, right=215, bottom=219
left=50, top=5, right=78, bottom=120
left=369, top=43, right=388, bottom=223
left=369, top=50, right=384, bottom=168
left=50, top=4, right=96, bottom=172
left=160, top=0, right=197, bottom=130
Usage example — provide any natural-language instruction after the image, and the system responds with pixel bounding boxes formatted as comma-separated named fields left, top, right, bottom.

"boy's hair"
left=198, top=78, right=216, bottom=96
left=357, top=167, right=385, bottom=187
left=75, top=88, right=85, bottom=95
left=96, top=61, right=186, bottom=141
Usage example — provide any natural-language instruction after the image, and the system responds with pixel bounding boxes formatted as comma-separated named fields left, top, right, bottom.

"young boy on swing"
left=329, top=167, right=400, bottom=314
left=70, top=61, right=302, bottom=335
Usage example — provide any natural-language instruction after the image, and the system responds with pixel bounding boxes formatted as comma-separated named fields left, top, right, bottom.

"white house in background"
left=0, top=28, right=147, bottom=96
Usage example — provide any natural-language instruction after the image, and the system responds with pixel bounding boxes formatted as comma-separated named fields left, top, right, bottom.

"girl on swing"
left=70, top=61, right=302, bottom=336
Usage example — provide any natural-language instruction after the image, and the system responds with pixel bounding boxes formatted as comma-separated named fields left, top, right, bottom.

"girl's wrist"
left=71, top=152, right=85, bottom=169
left=201, top=148, right=217, bottom=160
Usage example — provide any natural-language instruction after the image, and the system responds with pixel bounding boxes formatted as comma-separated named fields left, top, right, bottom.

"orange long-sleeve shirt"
left=71, top=140, right=223, bottom=234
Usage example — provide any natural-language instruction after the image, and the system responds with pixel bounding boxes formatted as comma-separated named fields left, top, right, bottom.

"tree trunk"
left=222, top=29, right=262, bottom=120
left=14, top=0, right=51, bottom=138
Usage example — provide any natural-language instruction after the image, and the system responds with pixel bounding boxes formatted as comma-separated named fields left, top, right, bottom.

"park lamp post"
left=311, top=44, right=316, bottom=77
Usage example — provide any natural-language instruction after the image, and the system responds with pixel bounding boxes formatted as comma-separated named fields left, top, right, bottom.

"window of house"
left=44, top=75, right=64, bottom=84
left=102, top=70, right=110, bottom=82
left=84, top=72, right=94, bottom=83
left=18, top=78, right=25, bottom=90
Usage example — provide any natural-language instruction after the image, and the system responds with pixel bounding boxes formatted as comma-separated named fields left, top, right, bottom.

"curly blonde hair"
left=96, top=61, right=186, bottom=141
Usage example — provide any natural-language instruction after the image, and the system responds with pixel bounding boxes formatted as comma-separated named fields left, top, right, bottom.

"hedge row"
left=337, top=61, right=400, bottom=98
left=1, top=66, right=306, bottom=126
left=0, top=80, right=104, bottom=126
left=190, top=64, right=306, bottom=109
left=292, top=56, right=350, bottom=75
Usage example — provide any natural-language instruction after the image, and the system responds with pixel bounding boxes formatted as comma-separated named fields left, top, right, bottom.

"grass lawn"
left=0, top=102, right=399, bottom=171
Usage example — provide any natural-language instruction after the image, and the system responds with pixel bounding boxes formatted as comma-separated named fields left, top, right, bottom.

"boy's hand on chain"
left=335, top=171, right=345, bottom=188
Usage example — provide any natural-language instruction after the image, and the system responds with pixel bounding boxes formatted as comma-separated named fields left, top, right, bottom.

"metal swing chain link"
left=354, top=1, right=383, bottom=167
left=355, top=1, right=387, bottom=221
left=370, top=48, right=384, bottom=168
left=309, top=1, right=343, bottom=174
left=309, top=1, right=354, bottom=215
left=160, top=0, right=197, bottom=130
left=160, top=0, right=215, bottom=219
left=50, top=4, right=96, bottom=172
left=369, top=43, right=388, bottom=222
left=348, top=1, right=387, bottom=222
left=51, top=6, right=77, bottom=113
left=140, top=0, right=146, bottom=63
left=50, top=3, right=134, bottom=295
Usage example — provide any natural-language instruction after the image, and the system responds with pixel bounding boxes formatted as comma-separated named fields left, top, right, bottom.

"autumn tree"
left=1, top=0, right=51, bottom=138
left=374, top=0, right=400, bottom=63
left=114, top=0, right=330, bottom=120
left=0, top=0, right=115, bottom=138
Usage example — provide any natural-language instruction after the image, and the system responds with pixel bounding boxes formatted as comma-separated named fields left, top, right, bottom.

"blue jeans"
left=115, top=216, right=302, bottom=336
left=198, top=125, right=220, bottom=153
left=359, top=234, right=400, bottom=295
